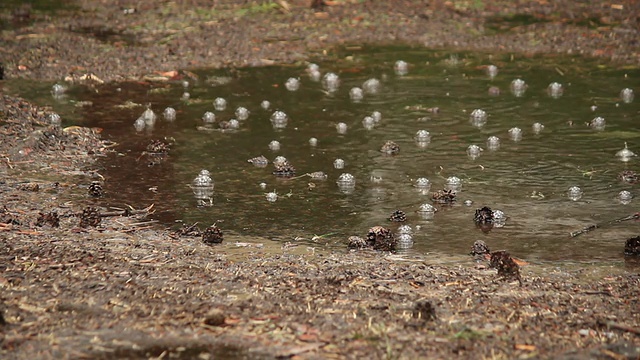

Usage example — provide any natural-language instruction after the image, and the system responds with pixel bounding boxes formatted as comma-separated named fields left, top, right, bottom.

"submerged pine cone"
left=367, top=226, right=397, bottom=251
left=380, top=140, right=400, bottom=155
left=624, top=236, right=640, bottom=256
left=618, top=170, right=638, bottom=183
left=389, top=210, right=407, bottom=222
left=79, top=206, right=101, bottom=228
left=470, top=240, right=491, bottom=258
left=474, top=206, right=493, bottom=224
left=432, top=189, right=456, bottom=204
left=203, top=225, right=224, bottom=244
left=347, top=236, right=367, bottom=249
left=489, top=250, right=521, bottom=281
left=146, top=139, right=171, bottom=154
left=88, top=181, right=103, bottom=197
left=272, top=157, right=296, bottom=177
left=36, top=211, right=60, bottom=228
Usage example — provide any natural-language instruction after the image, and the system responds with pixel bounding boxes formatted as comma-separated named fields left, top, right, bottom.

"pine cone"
left=380, top=140, right=400, bottom=155
left=367, top=226, right=397, bottom=251
left=79, top=207, right=101, bottom=228
left=489, top=250, right=520, bottom=281
left=203, top=225, right=224, bottom=244
left=36, top=211, right=60, bottom=228
left=474, top=206, right=493, bottom=224
left=88, top=181, right=103, bottom=197
left=389, top=210, right=407, bottom=222
left=470, top=240, right=490, bottom=257
left=618, top=170, right=638, bottom=183
left=347, top=236, right=367, bottom=249
left=273, top=160, right=296, bottom=177
left=431, top=189, right=456, bottom=204
left=624, top=236, right=640, bottom=256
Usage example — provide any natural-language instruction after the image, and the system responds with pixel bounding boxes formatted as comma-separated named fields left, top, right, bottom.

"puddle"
left=8, top=47, right=640, bottom=265
left=0, top=0, right=76, bottom=31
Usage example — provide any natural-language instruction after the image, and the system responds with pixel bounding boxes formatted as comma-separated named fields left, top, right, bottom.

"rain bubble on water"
left=415, top=130, right=431, bottom=143
left=349, top=87, right=364, bottom=102
left=337, top=173, right=356, bottom=192
left=362, top=78, right=381, bottom=94
left=333, top=158, right=345, bottom=169
left=509, top=127, right=522, bottom=142
left=589, top=116, right=606, bottom=130
left=415, top=177, right=431, bottom=195
left=397, top=233, right=414, bottom=249
left=235, top=107, right=250, bottom=120
left=532, top=122, right=545, bottom=134
left=445, top=176, right=462, bottom=192
left=133, top=117, right=145, bottom=132
left=417, top=203, right=436, bottom=220
left=510, top=78, right=527, bottom=97
left=398, top=225, right=413, bottom=235
left=181, top=92, right=190, bottom=101
left=464, top=199, right=473, bottom=206
left=202, top=111, right=216, bottom=124
left=322, top=72, right=340, bottom=92
left=620, top=88, right=634, bottom=103
left=193, top=169, right=214, bottom=188
left=467, top=145, right=483, bottom=160
left=213, top=97, right=227, bottom=111
left=266, top=191, right=278, bottom=202
left=394, top=60, right=409, bottom=76
left=336, top=122, right=348, bottom=134
left=616, top=142, right=636, bottom=162
left=547, top=82, right=564, bottom=98
left=308, top=69, right=321, bottom=82
left=619, top=190, right=633, bottom=204
left=567, top=186, right=583, bottom=201
left=363, top=116, right=375, bottom=130
left=270, top=110, right=288, bottom=129
left=48, top=113, right=61, bottom=125
left=470, top=109, right=487, bottom=128
left=259, top=182, right=267, bottom=190
left=285, top=77, right=300, bottom=91
left=51, top=83, right=67, bottom=97
left=488, top=86, right=501, bottom=96
left=163, top=107, right=176, bottom=121
left=492, top=209, right=507, bottom=228
left=309, top=171, right=328, bottom=180
left=309, top=137, right=318, bottom=146
left=227, top=119, right=240, bottom=130
left=181, top=80, right=189, bottom=89
left=260, top=100, right=271, bottom=110
left=307, top=63, right=319, bottom=72
left=139, top=108, right=156, bottom=126
left=268, top=140, right=281, bottom=151
left=486, top=65, right=498, bottom=78
left=487, top=136, right=500, bottom=151
left=371, top=111, right=382, bottom=123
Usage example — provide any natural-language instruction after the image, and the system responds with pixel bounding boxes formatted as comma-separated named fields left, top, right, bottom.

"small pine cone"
left=146, top=139, right=171, bottom=154
left=88, top=181, right=103, bottom=197
left=624, top=236, right=640, bottom=256
left=79, top=207, right=101, bottom=228
left=273, top=161, right=296, bottom=177
left=618, top=170, right=638, bottom=183
left=367, top=226, right=397, bottom=251
left=203, top=225, right=224, bottom=244
left=36, top=211, right=60, bottom=228
left=470, top=240, right=490, bottom=258
left=380, top=140, right=400, bottom=155
left=489, top=250, right=521, bottom=281
left=389, top=210, right=407, bottom=222
left=474, top=206, right=494, bottom=224
left=431, top=189, right=456, bottom=204
left=412, top=300, right=436, bottom=321
left=347, top=236, right=367, bottom=249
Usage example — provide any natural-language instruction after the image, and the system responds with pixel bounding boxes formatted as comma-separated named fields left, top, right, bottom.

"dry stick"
left=569, top=213, right=640, bottom=238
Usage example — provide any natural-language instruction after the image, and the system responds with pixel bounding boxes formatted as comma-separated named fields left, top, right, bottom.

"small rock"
left=203, top=309, right=226, bottom=326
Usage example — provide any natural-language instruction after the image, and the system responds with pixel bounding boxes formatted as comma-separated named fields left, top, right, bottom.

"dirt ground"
left=0, top=1, right=639, bottom=359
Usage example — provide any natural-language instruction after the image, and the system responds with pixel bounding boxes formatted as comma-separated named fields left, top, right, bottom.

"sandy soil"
left=0, top=1, right=639, bottom=359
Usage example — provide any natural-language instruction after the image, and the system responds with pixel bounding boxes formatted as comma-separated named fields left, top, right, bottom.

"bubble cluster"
left=487, top=136, right=500, bottom=151
left=270, top=110, right=288, bottom=129
left=322, top=72, right=340, bottom=92
left=362, top=78, right=381, bottom=94
left=333, top=158, right=345, bottom=169
left=202, top=111, right=215, bottom=123
left=509, top=127, right=522, bottom=141
left=567, top=186, right=583, bottom=201
left=268, top=140, right=281, bottom=151
left=620, top=88, right=634, bottom=103
left=486, top=65, right=498, bottom=78
left=445, top=176, right=462, bottom=192
left=510, top=78, right=527, bottom=97
left=235, top=106, right=250, bottom=120
left=589, top=116, right=605, bottom=130
left=336, top=122, right=348, bottom=134
left=532, top=122, right=544, bottom=134
left=547, top=82, right=563, bottom=98
left=349, top=87, right=364, bottom=102
left=467, top=145, right=483, bottom=160
left=285, top=77, right=300, bottom=91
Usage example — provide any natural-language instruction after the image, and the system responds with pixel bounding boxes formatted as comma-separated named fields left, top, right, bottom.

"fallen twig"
left=569, top=212, right=639, bottom=237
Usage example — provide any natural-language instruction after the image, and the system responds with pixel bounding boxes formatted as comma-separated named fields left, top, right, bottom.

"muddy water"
left=11, top=47, right=640, bottom=265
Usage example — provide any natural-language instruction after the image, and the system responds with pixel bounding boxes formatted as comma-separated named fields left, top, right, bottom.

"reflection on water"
left=12, top=47, right=640, bottom=265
